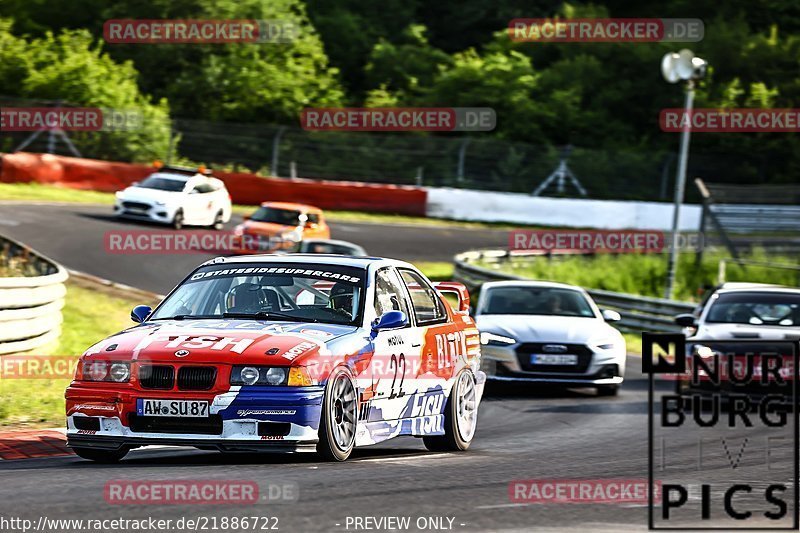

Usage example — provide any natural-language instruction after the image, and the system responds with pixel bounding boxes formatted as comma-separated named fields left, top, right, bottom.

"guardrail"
left=453, top=249, right=695, bottom=333
left=0, top=235, right=67, bottom=355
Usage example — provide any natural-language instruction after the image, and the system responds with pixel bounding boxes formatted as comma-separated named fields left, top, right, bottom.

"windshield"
left=706, top=292, right=800, bottom=327
left=481, top=287, right=595, bottom=317
left=134, top=175, right=187, bottom=192
left=250, top=207, right=303, bottom=226
left=150, top=263, right=366, bottom=325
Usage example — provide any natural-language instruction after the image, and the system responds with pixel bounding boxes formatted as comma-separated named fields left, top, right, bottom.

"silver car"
left=475, top=281, right=626, bottom=395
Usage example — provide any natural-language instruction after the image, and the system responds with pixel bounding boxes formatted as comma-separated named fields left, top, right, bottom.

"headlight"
left=84, top=361, right=108, bottom=381
left=593, top=340, right=617, bottom=350
left=480, top=332, right=517, bottom=346
left=693, top=344, right=717, bottom=359
left=82, top=361, right=130, bottom=382
left=281, top=228, right=303, bottom=242
left=265, top=367, right=287, bottom=385
left=231, top=366, right=289, bottom=386
left=109, top=363, right=131, bottom=382
left=154, top=201, right=166, bottom=207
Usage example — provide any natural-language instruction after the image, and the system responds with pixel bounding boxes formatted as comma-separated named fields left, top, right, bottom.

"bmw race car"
left=65, top=255, right=484, bottom=462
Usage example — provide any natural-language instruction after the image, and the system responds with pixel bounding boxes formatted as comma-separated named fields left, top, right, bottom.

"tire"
left=172, top=210, right=184, bottom=230
left=317, top=367, right=358, bottom=461
left=597, top=385, right=620, bottom=397
left=423, top=369, right=478, bottom=452
left=72, top=446, right=129, bottom=463
left=211, top=210, right=224, bottom=231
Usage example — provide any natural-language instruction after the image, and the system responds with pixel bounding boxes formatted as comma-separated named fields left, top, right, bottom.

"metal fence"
left=2, top=94, right=790, bottom=202
left=0, top=235, right=67, bottom=355
left=453, top=249, right=695, bottom=334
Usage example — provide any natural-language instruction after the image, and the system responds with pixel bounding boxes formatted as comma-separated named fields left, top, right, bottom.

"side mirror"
left=601, top=309, right=621, bottom=322
left=189, top=188, right=200, bottom=194
left=675, top=313, right=697, bottom=327
left=131, top=305, right=152, bottom=323
left=371, top=311, right=408, bottom=332
left=131, top=181, right=140, bottom=187
left=242, top=214, right=250, bottom=221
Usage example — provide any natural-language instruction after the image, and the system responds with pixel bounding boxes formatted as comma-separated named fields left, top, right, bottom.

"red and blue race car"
left=65, top=255, right=484, bottom=461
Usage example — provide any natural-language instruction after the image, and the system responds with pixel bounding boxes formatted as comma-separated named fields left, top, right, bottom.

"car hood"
left=118, top=186, right=184, bottom=202
left=82, top=319, right=359, bottom=365
left=476, top=314, right=617, bottom=344
left=693, top=323, right=800, bottom=341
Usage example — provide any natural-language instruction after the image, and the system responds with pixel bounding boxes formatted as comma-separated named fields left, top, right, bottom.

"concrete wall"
left=426, top=187, right=702, bottom=231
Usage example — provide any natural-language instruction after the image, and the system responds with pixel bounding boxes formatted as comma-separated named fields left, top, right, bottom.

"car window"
left=374, top=268, right=410, bottom=320
left=250, top=207, right=302, bottom=225
left=706, top=292, right=800, bottom=326
left=193, top=182, right=214, bottom=193
left=481, top=287, right=595, bottom=317
left=150, top=263, right=367, bottom=325
left=307, top=213, right=321, bottom=224
left=399, top=269, right=447, bottom=325
left=135, top=176, right=187, bottom=192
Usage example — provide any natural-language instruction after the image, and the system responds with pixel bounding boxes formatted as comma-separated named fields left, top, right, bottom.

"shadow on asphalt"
left=0, top=438, right=439, bottom=470
left=78, top=212, right=237, bottom=231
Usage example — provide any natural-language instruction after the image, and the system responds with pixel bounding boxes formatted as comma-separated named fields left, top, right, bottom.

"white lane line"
left=0, top=218, right=20, bottom=226
left=356, top=453, right=456, bottom=464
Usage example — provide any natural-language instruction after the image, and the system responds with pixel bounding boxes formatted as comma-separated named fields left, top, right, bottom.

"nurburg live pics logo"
left=643, top=332, right=800, bottom=530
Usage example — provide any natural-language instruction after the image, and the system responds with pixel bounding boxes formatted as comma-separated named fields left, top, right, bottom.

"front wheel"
left=423, top=369, right=478, bottom=452
left=72, top=446, right=129, bottom=463
left=597, top=385, right=619, bottom=397
left=172, top=209, right=184, bottom=230
left=317, top=367, right=358, bottom=461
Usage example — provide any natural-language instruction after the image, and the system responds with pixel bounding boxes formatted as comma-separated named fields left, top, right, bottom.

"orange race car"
left=232, top=202, right=330, bottom=254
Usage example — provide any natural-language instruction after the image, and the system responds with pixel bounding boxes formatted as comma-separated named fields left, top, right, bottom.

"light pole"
left=661, top=49, right=707, bottom=300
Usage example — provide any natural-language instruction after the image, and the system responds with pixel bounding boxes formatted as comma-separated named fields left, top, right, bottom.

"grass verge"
left=481, top=249, right=799, bottom=302
left=0, top=278, right=157, bottom=429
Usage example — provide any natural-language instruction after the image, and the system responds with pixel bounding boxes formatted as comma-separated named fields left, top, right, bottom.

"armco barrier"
left=0, top=152, right=428, bottom=216
left=0, top=235, right=67, bottom=355
left=453, top=249, right=695, bottom=333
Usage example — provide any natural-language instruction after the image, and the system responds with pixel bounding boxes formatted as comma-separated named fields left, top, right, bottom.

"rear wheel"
left=317, top=367, right=358, bottom=461
left=72, top=447, right=129, bottom=463
left=423, top=369, right=477, bottom=452
left=172, top=209, right=184, bottom=230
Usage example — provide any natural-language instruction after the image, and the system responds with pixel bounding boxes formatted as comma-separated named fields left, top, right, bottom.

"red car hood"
left=82, top=320, right=358, bottom=366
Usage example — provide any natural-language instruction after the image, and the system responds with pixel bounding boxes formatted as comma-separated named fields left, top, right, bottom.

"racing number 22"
left=389, top=353, right=406, bottom=399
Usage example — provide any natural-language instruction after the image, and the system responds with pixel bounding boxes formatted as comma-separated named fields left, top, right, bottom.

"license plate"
left=531, top=354, right=578, bottom=365
left=136, top=399, right=209, bottom=417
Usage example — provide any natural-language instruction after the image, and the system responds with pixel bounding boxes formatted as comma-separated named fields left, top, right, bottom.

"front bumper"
left=481, top=343, right=625, bottom=385
left=65, top=384, right=324, bottom=451
left=114, top=200, right=176, bottom=224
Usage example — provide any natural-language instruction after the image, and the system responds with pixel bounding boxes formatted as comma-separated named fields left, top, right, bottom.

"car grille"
left=139, top=365, right=175, bottom=389
left=177, top=366, right=216, bottom=391
left=121, top=201, right=151, bottom=211
left=515, top=343, right=593, bottom=373
left=129, top=414, right=222, bottom=435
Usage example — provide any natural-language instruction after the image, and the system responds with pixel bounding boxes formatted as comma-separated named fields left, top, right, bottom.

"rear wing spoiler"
left=433, top=282, right=470, bottom=313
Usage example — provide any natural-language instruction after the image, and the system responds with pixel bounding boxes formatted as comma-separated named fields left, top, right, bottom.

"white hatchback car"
left=475, top=281, right=626, bottom=395
left=114, top=166, right=232, bottom=229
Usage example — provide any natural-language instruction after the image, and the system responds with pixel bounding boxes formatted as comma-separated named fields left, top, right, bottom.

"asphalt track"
left=1, top=202, right=793, bottom=531
left=1, top=358, right=788, bottom=532
left=0, top=203, right=508, bottom=294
